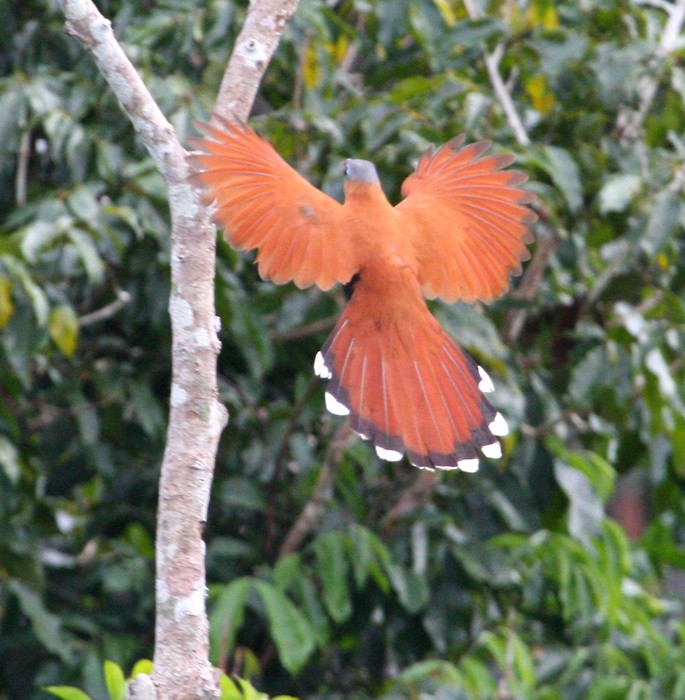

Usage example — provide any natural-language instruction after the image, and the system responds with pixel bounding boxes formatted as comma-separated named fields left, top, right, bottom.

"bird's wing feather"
left=395, top=136, right=537, bottom=303
left=187, top=119, right=358, bottom=290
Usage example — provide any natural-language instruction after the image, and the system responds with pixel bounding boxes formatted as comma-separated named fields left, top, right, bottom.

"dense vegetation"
left=2, top=1, right=685, bottom=698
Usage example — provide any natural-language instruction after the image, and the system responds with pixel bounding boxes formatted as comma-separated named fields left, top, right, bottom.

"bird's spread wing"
left=395, top=136, right=537, bottom=303
left=187, top=119, right=358, bottom=290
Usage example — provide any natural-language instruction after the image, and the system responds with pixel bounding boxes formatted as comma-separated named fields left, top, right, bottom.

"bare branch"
left=380, top=471, right=439, bottom=529
left=463, top=2, right=530, bottom=146
left=503, top=220, right=560, bottom=344
left=273, top=314, right=337, bottom=342
left=483, top=44, right=531, bottom=147
left=277, top=424, right=350, bottom=558
left=658, top=0, right=685, bottom=50
left=215, top=0, right=300, bottom=122
left=15, top=128, right=30, bottom=207
left=78, top=288, right=131, bottom=327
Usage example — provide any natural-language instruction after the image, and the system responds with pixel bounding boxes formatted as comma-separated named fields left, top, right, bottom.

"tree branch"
left=214, top=0, right=300, bottom=122
left=57, top=1, right=301, bottom=698
left=619, top=0, right=685, bottom=139
left=380, top=471, right=439, bottom=529
left=482, top=43, right=531, bottom=147
left=463, top=0, right=530, bottom=147
left=78, top=287, right=131, bottom=327
left=277, top=423, right=351, bottom=558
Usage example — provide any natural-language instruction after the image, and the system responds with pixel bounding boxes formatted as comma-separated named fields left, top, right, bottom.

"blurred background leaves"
left=2, top=0, right=685, bottom=698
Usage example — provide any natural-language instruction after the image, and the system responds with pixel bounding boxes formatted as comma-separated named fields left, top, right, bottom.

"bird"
left=187, top=118, right=537, bottom=471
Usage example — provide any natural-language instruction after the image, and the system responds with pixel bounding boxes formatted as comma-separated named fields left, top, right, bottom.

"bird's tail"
left=314, top=280, right=508, bottom=471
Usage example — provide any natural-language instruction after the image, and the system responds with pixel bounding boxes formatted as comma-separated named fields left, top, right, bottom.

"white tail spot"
left=376, top=445, right=403, bottom=462
left=457, top=458, right=480, bottom=472
left=481, top=441, right=502, bottom=459
left=314, top=351, right=332, bottom=379
left=325, top=392, right=350, bottom=416
left=478, top=366, right=495, bottom=393
left=489, top=412, right=509, bottom=436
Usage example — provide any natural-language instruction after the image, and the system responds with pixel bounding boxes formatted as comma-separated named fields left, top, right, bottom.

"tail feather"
left=315, top=289, right=507, bottom=471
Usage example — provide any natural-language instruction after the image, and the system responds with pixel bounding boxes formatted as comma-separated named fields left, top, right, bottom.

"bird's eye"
left=343, top=159, right=350, bottom=177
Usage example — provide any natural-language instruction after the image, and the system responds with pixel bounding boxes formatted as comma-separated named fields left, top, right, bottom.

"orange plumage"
left=188, top=119, right=537, bottom=471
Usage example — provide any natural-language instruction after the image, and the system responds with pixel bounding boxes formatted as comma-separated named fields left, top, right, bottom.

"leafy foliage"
left=44, top=660, right=293, bottom=700
left=2, top=0, right=685, bottom=698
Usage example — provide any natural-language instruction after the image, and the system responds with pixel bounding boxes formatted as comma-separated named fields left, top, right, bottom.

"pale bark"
left=56, top=0, right=300, bottom=698
left=215, top=0, right=300, bottom=122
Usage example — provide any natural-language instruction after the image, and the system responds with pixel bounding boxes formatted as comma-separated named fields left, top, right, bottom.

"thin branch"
left=15, top=128, right=30, bottom=207
left=272, top=314, right=337, bottom=342
left=78, top=288, right=131, bottom=327
left=277, top=423, right=351, bottom=558
left=483, top=44, right=531, bottom=147
left=463, top=1, right=530, bottom=147
left=503, top=220, right=560, bottom=344
left=658, top=0, right=685, bottom=50
left=380, top=471, right=439, bottom=529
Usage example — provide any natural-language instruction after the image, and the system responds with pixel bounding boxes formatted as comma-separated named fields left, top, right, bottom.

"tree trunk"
left=56, top=1, right=300, bottom=697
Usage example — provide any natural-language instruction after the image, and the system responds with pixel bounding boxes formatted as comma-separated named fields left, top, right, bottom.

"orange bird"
left=188, top=119, right=537, bottom=471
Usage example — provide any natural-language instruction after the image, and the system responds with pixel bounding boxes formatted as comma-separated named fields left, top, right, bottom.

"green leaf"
left=554, top=461, right=603, bottom=545
left=348, top=524, right=378, bottom=588
left=129, top=659, right=154, bottom=679
left=398, top=659, right=463, bottom=684
left=642, top=190, right=681, bottom=256
left=67, top=227, right=106, bottom=283
left=9, top=580, right=73, bottom=662
left=598, top=174, right=642, bottom=214
left=431, top=0, right=456, bottom=26
left=209, top=577, right=251, bottom=665
left=49, top=304, right=79, bottom=357
left=546, top=438, right=615, bottom=502
left=460, top=656, right=498, bottom=694
left=254, top=581, right=315, bottom=675
left=313, top=532, right=352, bottom=623
left=0, top=435, right=22, bottom=484
left=219, top=675, right=244, bottom=700
left=541, top=145, right=583, bottom=212
left=508, top=630, right=536, bottom=691
left=44, top=688, right=93, bottom=700
left=123, top=523, right=155, bottom=559
left=292, top=575, right=330, bottom=647
left=386, top=564, right=429, bottom=614
left=1, top=256, right=49, bottom=325
left=218, top=477, right=266, bottom=513
left=104, top=660, right=126, bottom=700
left=0, top=274, right=13, bottom=328
left=127, top=380, right=165, bottom=437
left=234, top=676, right=269, bottom=700
left=273, top=553, right=302, bottom=591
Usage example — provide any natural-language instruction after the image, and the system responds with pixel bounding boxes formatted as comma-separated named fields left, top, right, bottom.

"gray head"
left=344, top=158, right=380, bottom=184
